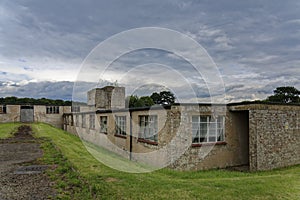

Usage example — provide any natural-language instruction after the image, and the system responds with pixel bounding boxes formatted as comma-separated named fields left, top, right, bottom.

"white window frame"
left=139, top=115, right=158, bottom=142
left=192, top=115, right=225, bottom=144
left=115, top=116, right=126, bottom=136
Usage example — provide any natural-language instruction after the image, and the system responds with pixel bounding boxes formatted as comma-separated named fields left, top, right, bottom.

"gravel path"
left=0, top=125, right=56, bottom=200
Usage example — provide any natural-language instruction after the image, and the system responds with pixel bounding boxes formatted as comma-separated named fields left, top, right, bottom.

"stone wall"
left=247, top=105, right=300, bottom=171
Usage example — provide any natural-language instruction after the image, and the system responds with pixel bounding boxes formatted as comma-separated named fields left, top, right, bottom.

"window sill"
left=192, top=141, right=227, bottom=147
left=137, top=138, right=158, bottom=146
left=114, top=134, right=127, bottom=139
left=100, top=132, right=108, bottom=135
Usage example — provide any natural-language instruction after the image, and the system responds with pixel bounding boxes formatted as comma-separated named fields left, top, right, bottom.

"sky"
left=0, top=0, right=299, bottom=102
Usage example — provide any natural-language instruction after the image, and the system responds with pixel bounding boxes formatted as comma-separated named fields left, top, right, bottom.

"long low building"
left=1, top=86, right=299, bottom=171
left=0, top=104, right=71, bottom=128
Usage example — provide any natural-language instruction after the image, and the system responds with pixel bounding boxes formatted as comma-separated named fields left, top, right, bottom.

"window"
left=89, top=114, right=95, bottom=129
left=71, top=106, right=80, bottom=113
left=139, top=115, right=158, bottom=142
left=115, top=116, right=126, bottom=136
left=46, top=106, right=59, bottom=114
left=100, top=116, right=108, bottom=134
left=82, top=114, right=86, bottom=128
left=0, top=105, right=7, bottom=114
left=64, top=115, right=68, bottom=125
left=75, top=115, right=79, bottom=127
left=192, top=116, right=224, bottom=143
left=70, top=115, right=74, bottom=126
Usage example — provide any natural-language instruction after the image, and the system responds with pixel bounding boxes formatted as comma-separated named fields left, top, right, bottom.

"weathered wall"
left=87, top=86, right=125, bottom=110
left=63, top=105, right=251, bottom=171
left=110, top=87, right=125, bottom=109
left=63, top=103, right=300, bottom=171
left=247, top=105, right=300, bottom=171
left=0, top=105, right=20, bottom=122
left=34, top=106, right=70, bottom=128
left=0, top=105, right=70, bottom=127
left=169, top=105, right=250, bottom=170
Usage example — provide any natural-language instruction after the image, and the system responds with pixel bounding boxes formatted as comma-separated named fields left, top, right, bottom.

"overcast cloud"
left=0, top=0, right=299, bottom=102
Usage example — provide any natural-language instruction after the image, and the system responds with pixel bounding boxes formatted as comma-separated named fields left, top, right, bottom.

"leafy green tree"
left=128, top=90, right=176, bottom=108
left=267, top=86, right=300, bottom=104
left=0, top=96, right=73, bottom=105
left=159, top=91, right=175, bottom=105
left=128, top=95, right=155, bottom=108
left=150, top=91, right=175, bottom=105
left=150, top=92, right=161, bottom=104
left=128, top=95, right=139, bottom=108
left=139, top=96, right=154, bottom=107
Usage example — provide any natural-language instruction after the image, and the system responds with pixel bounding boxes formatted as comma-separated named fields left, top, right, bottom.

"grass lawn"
left=1, top=122, right=299, bottom=199
left=0, top=122, right=21, bottom=139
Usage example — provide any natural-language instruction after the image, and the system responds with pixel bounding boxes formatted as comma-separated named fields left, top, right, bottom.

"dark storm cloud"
left=0, top=0, right=299, bottom=102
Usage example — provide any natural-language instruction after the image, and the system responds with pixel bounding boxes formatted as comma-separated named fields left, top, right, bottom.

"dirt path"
left=0, top=125, right=56, bottom=200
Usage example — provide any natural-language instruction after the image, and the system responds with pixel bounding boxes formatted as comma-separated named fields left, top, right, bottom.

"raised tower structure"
left=87, top=86, right=125, bottom=110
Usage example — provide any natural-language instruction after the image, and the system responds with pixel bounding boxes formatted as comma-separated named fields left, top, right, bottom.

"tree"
left=128, top=90, right=175, bottom=108
left=139, top=96, right=154, bottom=107
left=128, top=95, right=139, bottom=108
left=0, top=96, right=73, bottom=105
left=150, top=91, right=175, bottom=105
left=128, top=95, right=155, bottom=108
left=158, top=91, right=175, bottom=105
left=267, top=86, right=300, bottom=104
left=150, top=92, right=161, bottom=104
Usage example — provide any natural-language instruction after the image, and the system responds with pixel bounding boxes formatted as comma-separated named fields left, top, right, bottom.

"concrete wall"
left=87, top=86, right=125, bottom=110
left=169, top=105, right=250, bottom=170
left=63, top=104, right=251, bottom=170
left=0, top=105, right=20, bottom=123
left=0, top=104, right=71, bottom=128
left=62, top=103, right=300, bottom=171
left=34, top=106, right=70, bottom=128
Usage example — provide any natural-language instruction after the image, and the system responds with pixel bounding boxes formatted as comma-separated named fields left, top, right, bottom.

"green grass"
left=0, top=122, right=21, bottom=138
left=1, top=122, right=299, bottom=199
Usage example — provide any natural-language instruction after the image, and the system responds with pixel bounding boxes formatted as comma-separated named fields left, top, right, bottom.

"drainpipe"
left=129, top=110, right=133, bottom=160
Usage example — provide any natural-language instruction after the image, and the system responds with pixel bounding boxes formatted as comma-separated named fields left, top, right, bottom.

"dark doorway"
left=20, top=106, right=34, bottom=122
left=232, top=110, right=249, bottom=166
